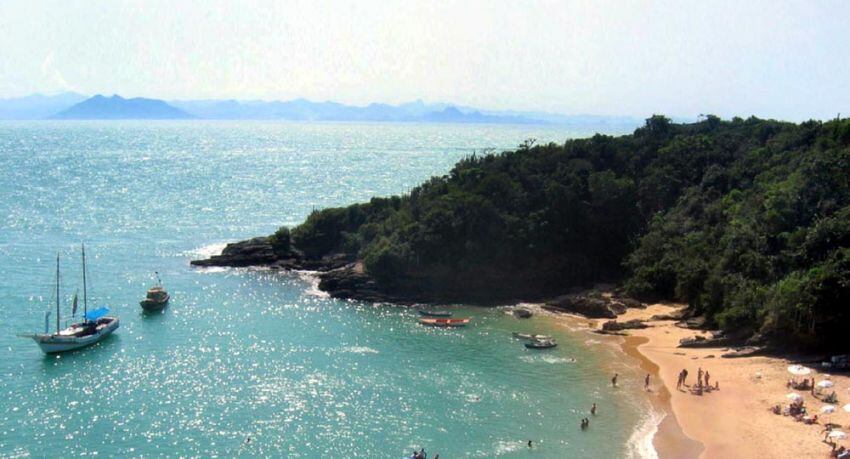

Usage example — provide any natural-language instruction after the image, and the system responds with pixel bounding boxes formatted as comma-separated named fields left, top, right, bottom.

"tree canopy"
left=275, top=115, right=850, bottom=348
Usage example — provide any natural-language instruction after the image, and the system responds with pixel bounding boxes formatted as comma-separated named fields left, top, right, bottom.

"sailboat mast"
left=82, top=244, right=88, bottom=320
left=56, top=253, right=60, bottom=333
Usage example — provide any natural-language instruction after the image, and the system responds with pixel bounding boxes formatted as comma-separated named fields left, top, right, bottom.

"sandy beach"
left=553, top=303, right=850, bottom=458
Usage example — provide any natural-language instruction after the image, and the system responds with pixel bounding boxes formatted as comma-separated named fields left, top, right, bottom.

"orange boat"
left=418, top=317, right=470, bottom=327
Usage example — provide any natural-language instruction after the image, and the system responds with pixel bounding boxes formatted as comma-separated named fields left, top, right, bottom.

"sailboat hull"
left=32, top=317, right=120, bottom=353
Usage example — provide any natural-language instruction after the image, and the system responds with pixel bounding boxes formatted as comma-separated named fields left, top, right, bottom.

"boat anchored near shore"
left=418, top=317, right=470, bottom=327
left=140, top=272, right=169, bottom=312
left=21, top=246, right=119, bottom=354
left=418, top=309, right=452, bottom=318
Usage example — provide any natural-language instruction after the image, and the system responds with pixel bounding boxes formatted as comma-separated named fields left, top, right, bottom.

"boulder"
left=678, top=335, right=734, bottom=348
left=608, top=301, right=628, bottom=315
left=544, top=295, right=617, bottom=319
left=614, top=296, right=646, bottom=309
left=676, top=316, right=707, bottom=330
left=513, top=308, right=533, bottom=319
left=601, top=319, right=649, bottom=332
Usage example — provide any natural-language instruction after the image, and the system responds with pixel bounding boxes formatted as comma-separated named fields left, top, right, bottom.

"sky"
left=0, top=0, right=848, bottom=120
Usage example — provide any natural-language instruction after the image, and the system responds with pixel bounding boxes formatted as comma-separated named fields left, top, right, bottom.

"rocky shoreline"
left=190, top=237, right=651, bottom=316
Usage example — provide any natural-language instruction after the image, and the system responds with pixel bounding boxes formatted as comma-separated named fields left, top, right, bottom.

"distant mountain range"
left=0, top=92, right=641, bottom=127
left=0, top=92, right=87, bottom=119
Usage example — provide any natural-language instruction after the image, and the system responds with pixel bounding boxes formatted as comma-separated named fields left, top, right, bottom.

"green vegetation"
left=278, top=115, right=850, bottom=347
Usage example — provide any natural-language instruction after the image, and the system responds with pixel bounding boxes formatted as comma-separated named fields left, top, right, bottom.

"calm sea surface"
left=0, top=121, right=653, bottom=458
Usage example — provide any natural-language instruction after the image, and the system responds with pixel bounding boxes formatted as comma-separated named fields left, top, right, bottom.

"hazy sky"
left=0, top=0, right=848, bottom=120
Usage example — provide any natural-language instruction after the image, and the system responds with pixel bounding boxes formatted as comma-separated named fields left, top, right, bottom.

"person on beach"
left=682, top=369, right=688, bottom=386
left=697, top=367, right=703, bottom=388
left=591, top=403, right=597, bottom=415
left=676, top=370, right=683, bottom=390
left=705, top=371, right=710, bottom=389
left=612, top=373, right=618, bottom=387
left=645, top=373, right=651, bottom=391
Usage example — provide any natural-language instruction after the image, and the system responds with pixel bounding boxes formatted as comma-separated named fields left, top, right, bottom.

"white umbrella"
left=844, top=403, right=850, bottom=413
left=788, top=365, right=812, bottom=376
left=818, top=380, right=835, bottom=389
left=828, top=430, right=847, bottom=440
left=821, top=405, right=837, bottom=414
left=786, top=392, right=803, bottom=403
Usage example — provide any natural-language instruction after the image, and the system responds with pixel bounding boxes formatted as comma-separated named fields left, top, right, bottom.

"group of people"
left=676, top=366, right=719, bottom=394
left=409, top=448, right=435, bottom=459
left=610, top=372, right=652, bottom=391
left=579, top=403, right=598, bottom=430
left=775, top=372, right=847, bottom=456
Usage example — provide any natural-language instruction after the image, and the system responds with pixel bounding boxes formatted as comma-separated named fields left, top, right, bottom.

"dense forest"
left=271, top=116, right=850, bottom=348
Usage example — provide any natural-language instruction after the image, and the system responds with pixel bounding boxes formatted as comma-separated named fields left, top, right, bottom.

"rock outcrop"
left=543, top=295, right=618, bottom=318
left=190, top=237, right=277, bottom=267
left=190, top=238, right=354, bottom=271
left=601, top=319, right=649, bottom=332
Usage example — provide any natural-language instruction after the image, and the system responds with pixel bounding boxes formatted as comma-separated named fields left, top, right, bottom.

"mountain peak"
left=52, top=94, right=193, bottom=120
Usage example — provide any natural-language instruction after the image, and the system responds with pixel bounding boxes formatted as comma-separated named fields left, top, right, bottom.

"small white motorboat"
left=512, top=332, right=553, bottom=341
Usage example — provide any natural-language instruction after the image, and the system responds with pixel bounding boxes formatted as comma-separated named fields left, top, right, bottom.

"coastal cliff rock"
left=190, top=237, right=277, bottom=267
left=317, top=263, right=417, bottom=303
left=190, top=240, right=659, bottom=309
left=190, top=238, right=355, bottom=271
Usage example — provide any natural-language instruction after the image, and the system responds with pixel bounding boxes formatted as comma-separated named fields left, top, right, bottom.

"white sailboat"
left=22, top=245, right=119, bottom=353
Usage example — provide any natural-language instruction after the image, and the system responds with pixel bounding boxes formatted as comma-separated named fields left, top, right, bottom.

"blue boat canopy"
left=84, top=307, right=110, bottom=321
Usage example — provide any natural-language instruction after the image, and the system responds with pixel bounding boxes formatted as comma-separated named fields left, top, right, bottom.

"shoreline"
left=577, top=303, right=850, bottom=459
left=546, top=309, right=703, bottom=458
left=620, top=334, right=704, bottom=458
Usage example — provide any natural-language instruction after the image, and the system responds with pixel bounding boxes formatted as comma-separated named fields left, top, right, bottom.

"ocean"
left=0, top=121, right=653, bottom=458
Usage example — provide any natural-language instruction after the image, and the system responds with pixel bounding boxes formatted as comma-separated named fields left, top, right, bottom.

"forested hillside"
left=273, top=116, right=850, bottom=347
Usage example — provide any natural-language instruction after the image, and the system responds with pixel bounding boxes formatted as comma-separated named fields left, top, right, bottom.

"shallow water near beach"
left=0, top=121, right=652, bottom=457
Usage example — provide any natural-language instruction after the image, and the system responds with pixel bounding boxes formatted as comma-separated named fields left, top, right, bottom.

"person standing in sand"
left=645, top=373, right=651, bottom=391
left=697, top=367, right=703, bottom=388
left=612, top=373, right=618, bottom=387
left=705, top=371, right=710, bottom=389
left=682, top=368, right=688, bottom=386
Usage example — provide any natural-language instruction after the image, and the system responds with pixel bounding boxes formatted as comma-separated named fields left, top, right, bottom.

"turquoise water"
left=0, top=121, right=650, bottom=458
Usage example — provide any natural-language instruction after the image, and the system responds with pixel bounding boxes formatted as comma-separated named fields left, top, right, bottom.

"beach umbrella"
left=844, top=403, right=850, bottom=413
left=821, top=405, right=837, bottom=414
left=818, top=380, right=835, bottom=389
left=828, top=431, right=847, bottom=440
left=787, top=365, right=812, bottom=376
left=786, top=393, right=803, bottom=403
